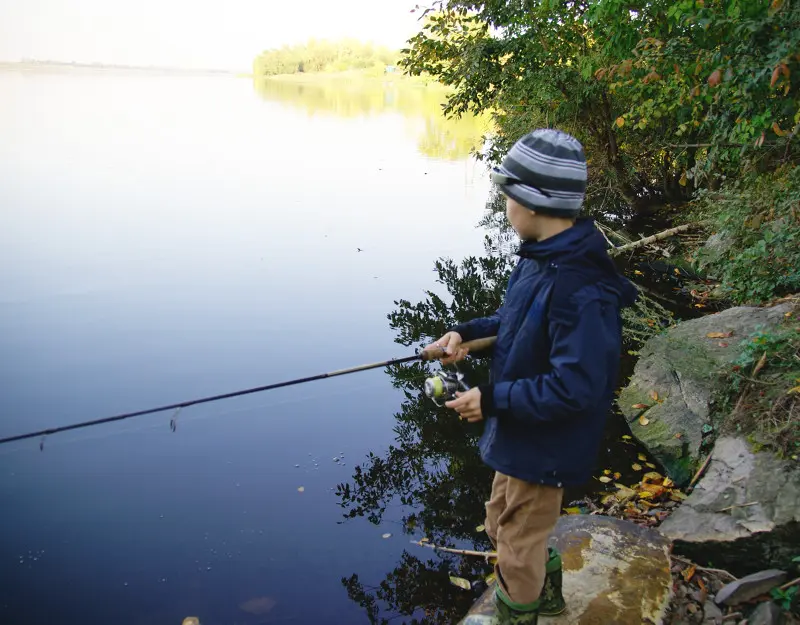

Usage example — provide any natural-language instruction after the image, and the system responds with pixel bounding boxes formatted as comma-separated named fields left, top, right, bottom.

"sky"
left=0, top=0, right=424, bottom=71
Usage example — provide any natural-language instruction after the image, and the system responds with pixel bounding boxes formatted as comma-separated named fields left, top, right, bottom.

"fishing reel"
left=423, top=369, right=470, bottom=407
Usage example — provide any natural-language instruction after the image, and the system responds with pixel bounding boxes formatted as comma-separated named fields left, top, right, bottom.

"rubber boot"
left=494, top=585, right=539, bottom=624
left=538, top=547, right=566, bottom=616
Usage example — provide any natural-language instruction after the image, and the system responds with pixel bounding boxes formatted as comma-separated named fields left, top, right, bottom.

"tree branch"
left=608, top=222, right=710, bottom=257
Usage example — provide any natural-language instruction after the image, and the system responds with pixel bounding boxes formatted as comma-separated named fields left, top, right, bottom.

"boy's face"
left=505, top=196, right=539, bottom=240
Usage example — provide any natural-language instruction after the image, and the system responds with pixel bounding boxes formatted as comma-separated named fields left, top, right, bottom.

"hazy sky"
left=0, top=0, right=423, bottom=71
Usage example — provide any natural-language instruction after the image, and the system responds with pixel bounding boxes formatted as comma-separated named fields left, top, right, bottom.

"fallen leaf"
left=475, top=525, right=485, bottom=533
left=634, top=269, right=644, bottom=276
left=682, top=564, right=697, bottom=582
left=719, top=342, right=729, bottom=348
left=598, top=476, right=612, bottom=483
left=646, top=462, right=657, bottom=469
left=670, top=491, right=688, bottom=501
left=601, top=493, right=618, bottom=505
left=706, top=331, right=733, bottom=339
left=622, top=435, right=633, bottom=440
left=632, top=463, right=643, bottom=471
left=787, top=386, right=800, bottom=395
left=420, top=537, right=430, bottom=543
left=449, top=576, right=472, bottom=591
left=785, top=311, right=793, bottom=318
left=641, top=483, right=666, bottom=498
left=603, top=469, right=612, bottom=475
left=663, top=477, right=675, bottom=488
left=698, top=577, right=707, bottom=592
left=649, top=390, right=659, bottom=402
left=382, top=533, right=392, bottom=539
left=638, top=490, right=654, bottom=499
left=297, top=486, right=305, bottom=492
left=632, top=403, right=650, bottom=410
left=563, top=506, right=582, bottom=514
left=674, top=432, right=683, bottom=439
left=613, top=472, right=622, bottom=480
left=642, top=471, right=663, bottom=482
left=639, top=415, right=650, bottom=426
left=752, top=351, right=768, bottom=376
left=485, top=573, right=496, bottom=584
left=638, top=453, right=647, bottom=461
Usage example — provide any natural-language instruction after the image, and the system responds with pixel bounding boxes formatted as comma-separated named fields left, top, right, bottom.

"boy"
left=428, top=129, right=637, bottom=624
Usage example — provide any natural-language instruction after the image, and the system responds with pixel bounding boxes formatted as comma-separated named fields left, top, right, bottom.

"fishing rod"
left=0, top=336, right=497, bottom=447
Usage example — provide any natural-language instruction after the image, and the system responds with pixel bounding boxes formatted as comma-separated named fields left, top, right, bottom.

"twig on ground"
left=779, top=576, right=800, bottom=592
left=687, top=453, right=713, bottom=492
left=670, top=555, right=738, bottom=581
left=717, top=501, right=759, bottom=513
left=609, top=222, right=710, bottom=257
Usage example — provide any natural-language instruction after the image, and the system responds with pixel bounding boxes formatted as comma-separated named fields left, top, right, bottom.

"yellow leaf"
left=706, top=331, right=733, bottom=339
left=613, top=472, right=622, bottom=480
left=634, top=269, right=644, bottom=276
left=785, top=311, right=793, bottom=318
left=622, top=435, right=632, bottom=440
left=638, top=453, right=647, bottom=461
left=604, top=469, right=612, bottom=475
left=679, top=172, right=687, bottom=186
left=598, top=476, right=613, bottom=483
left=663, top=477, right=674, bottom=488
left=646, top=462, right=657, bottom=469
left=449, top=576, right=472, bottom=591
left=649, top=390, right=659, bottom=402
left=475, top=524, right=485, bottom=533
left=639, top=415, right=651, bottom=426
left=638, top=490, right=654, bottom=499
left=670, top=491, right=688, bottom=501
left=601, top=494, right=618, bottom=505
left=642, top=471, right=663, bottom=482
left=420, top=537, right=430, bottom=543
left=616, top=116, right=625, bottom=128
left=485, top=573, right=496, bottom=585
left=632, top=403, right=650, bottom=410
left=752, top=351, right=768, bottom=376
left=632, top=463, right=643, bottom=471
left=563, top=506, right=582, bottom=514
left=682, top=564, right=697, bottom=582
left=787, top=386, right=800, bottom=395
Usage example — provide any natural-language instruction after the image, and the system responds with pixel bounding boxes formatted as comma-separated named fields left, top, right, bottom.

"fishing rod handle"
left=420, top=336, right=497, bottom=361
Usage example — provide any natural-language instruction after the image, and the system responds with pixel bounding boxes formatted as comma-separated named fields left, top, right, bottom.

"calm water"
left=0, top=72, right=494, bottom=624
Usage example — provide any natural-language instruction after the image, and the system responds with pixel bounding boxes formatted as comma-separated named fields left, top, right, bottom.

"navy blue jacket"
left=451, top=218, right=638, bottom=487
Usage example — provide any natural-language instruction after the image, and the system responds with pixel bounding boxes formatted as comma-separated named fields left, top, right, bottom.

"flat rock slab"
left=714, top=570, right=787, bottom=607
left=659, top=436, right=800, bottom=576
left=459, top=515, right=672, bottom=625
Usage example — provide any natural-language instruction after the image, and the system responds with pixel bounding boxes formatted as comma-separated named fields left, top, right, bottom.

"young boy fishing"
left=427, top=129, right=637, bottom=624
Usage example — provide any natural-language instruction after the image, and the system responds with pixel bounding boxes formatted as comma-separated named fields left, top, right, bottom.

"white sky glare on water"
left=0, top=0, right=423, bottom=71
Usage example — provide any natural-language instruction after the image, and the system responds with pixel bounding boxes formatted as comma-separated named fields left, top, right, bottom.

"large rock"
left=714, top=569, right=787, bottom=606
left=617, top=303, right=791, bottom=485
left=459, top=515, right=672, bottom=625
left=659, top=436, right=800, bottom=576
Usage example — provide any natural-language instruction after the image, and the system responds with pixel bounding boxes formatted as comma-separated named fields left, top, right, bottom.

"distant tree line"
left=253, top=39, right=398, bottom=77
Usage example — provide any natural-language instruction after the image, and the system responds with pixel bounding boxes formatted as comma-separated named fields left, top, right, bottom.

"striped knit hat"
left=491, top=129, right=587, bottom=217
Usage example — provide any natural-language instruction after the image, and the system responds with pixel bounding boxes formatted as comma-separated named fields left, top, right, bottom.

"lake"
left=0, top=71, right=651, bottom=625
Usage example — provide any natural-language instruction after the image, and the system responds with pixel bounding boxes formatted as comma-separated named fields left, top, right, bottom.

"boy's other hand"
left=426, top=331, right=467, bottom=365
left=445, top=388, right=483, bottom=423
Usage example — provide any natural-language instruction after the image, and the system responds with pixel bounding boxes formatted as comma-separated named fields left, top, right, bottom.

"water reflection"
left=252, top=76, right=491, bottom=161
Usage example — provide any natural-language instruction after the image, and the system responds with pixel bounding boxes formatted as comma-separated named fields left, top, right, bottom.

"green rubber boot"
left=495, top=586, right=539, bottom=624
left=538, top=547, right=566, bottom=616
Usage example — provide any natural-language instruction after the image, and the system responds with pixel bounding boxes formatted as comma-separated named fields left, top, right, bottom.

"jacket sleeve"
left=488, top=298, right=614, bottom=423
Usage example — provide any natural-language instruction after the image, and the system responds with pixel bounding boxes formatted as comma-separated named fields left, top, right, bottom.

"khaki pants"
left=485, top=471, right=563, bottom=605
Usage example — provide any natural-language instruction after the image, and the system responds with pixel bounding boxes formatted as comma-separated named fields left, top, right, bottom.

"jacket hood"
left=516, top=217, right=638, bottom=307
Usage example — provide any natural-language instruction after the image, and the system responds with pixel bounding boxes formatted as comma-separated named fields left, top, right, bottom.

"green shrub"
left=692, top=166, right=800, bottom=304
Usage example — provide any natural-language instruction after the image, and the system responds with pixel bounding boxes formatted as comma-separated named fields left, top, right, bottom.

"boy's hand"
left=426, top=331, right=468, bottom=365
left=445, top=388, right=483, bottom=423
